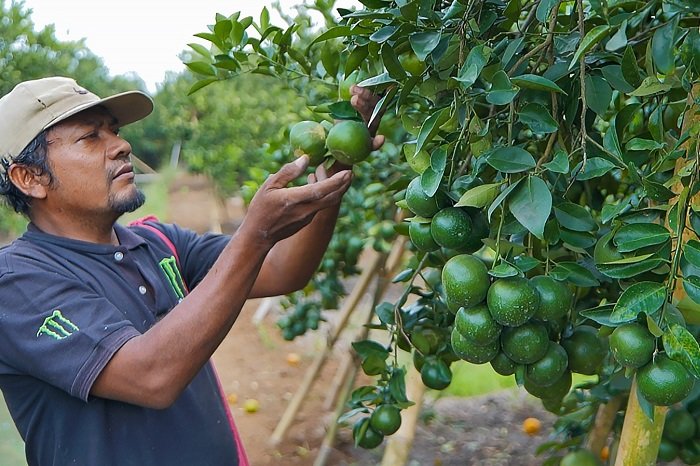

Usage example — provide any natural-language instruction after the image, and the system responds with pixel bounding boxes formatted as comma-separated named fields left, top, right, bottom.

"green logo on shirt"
left=159, top=256, right=186, bottom=299
left=37, top=310, right=79, bottom=340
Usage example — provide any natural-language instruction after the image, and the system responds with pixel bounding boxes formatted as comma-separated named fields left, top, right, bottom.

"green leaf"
left=345, top=46, right=369, bottom=75
left=321, top=43, right=339, bottom=77
left=188, top=43, right=213, bottom=60
left=508, top=176, right=552, bottom=240
left=370, top=25, right=398, bottom=43
left=410, top=31, right=442, bottom=61
left=610, top=282, right=666, bottom=323
left=601, top=65, right=635, bottom=93
left=682, top=275, right=700, bottom=305
left=572, top=157, right=616, bottom=180
left=489, top=262, right=520, bottom=278
left=585, top=75, right=613, bottom=116
left=651, top=16, right=679, bottom=74
left=416, top=108, right=450, bottom=153
left=626, top=138, right=665, bottom=151
left=358, top=72, right=397, bottom=88
left=642, top=179, right=675, bottom=202
left=375, top=302, right=395, bottom=325
left=549, top=262, right=600, bottom=287
left=187, top=77, right=218, bottom=95
left=309, top=26, right=353, bottom=48
left=381, top=44, right=407, bottom=80
left=352, top=339, right=390, bottom=361
left=487, top=71, right=519, bottom=105
left=684, top=240, right=700, bottom=269
left=259, top=7, right=270, bottom=30
left=536, top=0, right=558, bottom=22
left=510, top=74, right=566, bottom=94
left=455, top=182, right=503, bottom=208
left=601, top=199, right=631, bottom=224
left=554, top=203, right=597, bottom=232
left=621, top=45, right=642, bottom=87
left=518, top=103, right=559, bottom=134
left=663, top=324, right=700, bottom=378
left=486, top=146, right=536, bottom=173
left=328, top=101, right=361, bottom=120
left=185, top=61, right=217, bottom=76
left=630, top=76, right=673, bottom=97
left=560, top=229, right=597, bottom=249
left=579, top=304, right=616, bottom=326
left=614, top=223, right=671, bottom=253
left=455, top=45, right=490, bottom=87
left=605, top=20, right=628, bottom=52
left=488, top=179, right=522, bottom=220
left=569, top=25, right=611, bottom=70
left=598, top=257, right=665, bottom=279
left=392, top=268, right=414, bottom=283
left=543, top=149, right=569, bottom=174
left=389, top=368, right=412, bottom=404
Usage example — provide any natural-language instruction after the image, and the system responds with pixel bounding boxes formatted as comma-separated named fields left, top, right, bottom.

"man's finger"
left=269, top=155, right=309, bottom=188
left=371, top=135, right=385, bottom=151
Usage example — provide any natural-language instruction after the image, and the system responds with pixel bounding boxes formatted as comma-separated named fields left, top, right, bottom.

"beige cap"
left=0, top=76, right=154, bottom=159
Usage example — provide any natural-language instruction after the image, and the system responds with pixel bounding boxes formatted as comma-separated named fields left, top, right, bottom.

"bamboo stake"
left=323, top=350, right=355, bottom=410
left=269, top=249, right=385, bottom=446
left=380, top=365, right=426, bottom=466
left=585, top=396, right=623, bottom=458
left=614, top=378, right=667, bottom=466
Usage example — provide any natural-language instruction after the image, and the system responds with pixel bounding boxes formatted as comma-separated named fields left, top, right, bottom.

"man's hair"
left=0, top=130, right=54, bottom=216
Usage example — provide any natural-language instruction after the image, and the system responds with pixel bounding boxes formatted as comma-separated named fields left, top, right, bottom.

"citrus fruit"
left=370, top=405, right=402, bottom=436
left=399, top=51, right=426, bottom=76
left=487, top=276, right=540, bottom=327
left=609, top=322, right=655, bottom=368
left=286, top=352, right=301, bottom=366
left=454, top=304, right=502, bottom=345
left=637, top=353, right=695, bottom=406
left=289, top=120, right=327, bottom=164
left=525, top=341, right=569, bottom=387
left=409, top=220, right=439, bottom=252
left=522, top=417, right=541, bottom=435
left=353, top=417, right=384, bottom=449
left=530, top=275, right=572, bottom=322
left=560, top=325, right=606, bottom=376
left=405, top=176, right=443, bottom=218
left=403, top=143, right=430, bottom=174
left=463, top=211, right=488, bottom=253
left=420, top=357, right=452, bottom=390
left=490, top=351, right=518, bottom=376
left=524, top=370, right=572, bottom=400
left=326, top=120, right=372, bottom=165
left=338, top=70, right=360, bottom=100
left=500, top=322, right=549, bottom=365
left=679, top=438, right=700, bottom=465
left=600, top=446, right=609, bottom=462
left=243, top=398, right=260, bottom=413
left=664, top=408, right=696, bottom=443
left=560, top=449, right=602, bottom=466
left=658, top=437, right=680, bottom=462
left=430, top=207, right=473, bottom=250
left=411, top=327, right=441, bottom=355
left=593, top=230, right=624, bottom=265
left=442, top=254, right=490, bottom=309
left=451, top=328, right=500, bottom=364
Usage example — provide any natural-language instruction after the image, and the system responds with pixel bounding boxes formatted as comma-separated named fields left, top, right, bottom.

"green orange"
left=442, top=254, right=490, bottom=310
left=490, top=351, right=518, bottom=376
left=487, top=276, right=540, bottom=327
left=409, top=220, right=439, bottom=252
left=500, top=322, right=549, bottom=365
left=637, top=354, right=695, bottom=406
left=560, top=325, right=606, bottom=376
left=430, top=207, right=473, bottom=250
left=451, top=328, right=499, bottom=364
left=560, top=449, right=602, bottom=466
left=663, top=408, right=696, bottom=443
left=454, top=304, right=502, bottom=346
left=326, top=120, right=372, bottom=165
left=530, top=275, right=572, bottom=322
left=609, top=322, right=655, bottom=368
left=420, top=357, right=452, bottom=390
left=524, top=370, right=572, bottom=401
left=370, top=404, right=402, bottom=436
left=405, top=176, right=443, bottom=218
left=289, top=120, right=327, bottom=164
left=525, top=341, right=569, bottom=387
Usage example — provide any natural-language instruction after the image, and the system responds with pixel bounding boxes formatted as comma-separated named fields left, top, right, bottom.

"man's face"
left=44, top=107, right=145, bottom=217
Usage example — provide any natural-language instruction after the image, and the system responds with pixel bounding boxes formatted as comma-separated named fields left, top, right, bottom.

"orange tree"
left=187, top=0, right=700, bottom=463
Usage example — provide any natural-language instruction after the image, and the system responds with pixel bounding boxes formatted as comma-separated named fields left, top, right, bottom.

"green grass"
left=440, top=360, right=518, bottom=397
left=0, top=395, right=26, bottom=466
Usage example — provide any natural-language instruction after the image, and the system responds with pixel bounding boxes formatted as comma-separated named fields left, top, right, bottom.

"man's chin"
left=110, top=189, right=146, bottom=214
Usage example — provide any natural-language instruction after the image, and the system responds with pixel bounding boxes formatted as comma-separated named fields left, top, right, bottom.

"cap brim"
left=46, top=90, right=154, bottom=131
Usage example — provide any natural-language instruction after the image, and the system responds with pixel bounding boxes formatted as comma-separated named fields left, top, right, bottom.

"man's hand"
left=350, top=84, right=386, bottom=148
left=242, top=155, right=352, bottom=248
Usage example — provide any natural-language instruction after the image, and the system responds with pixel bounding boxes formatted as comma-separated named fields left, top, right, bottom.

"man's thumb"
left=273, top=155, right=309, bottom=186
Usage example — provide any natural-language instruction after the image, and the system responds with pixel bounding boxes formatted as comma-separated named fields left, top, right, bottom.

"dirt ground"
left=165, top=172, right=567, bottom=466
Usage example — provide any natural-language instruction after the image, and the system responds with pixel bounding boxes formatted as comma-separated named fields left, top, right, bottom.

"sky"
left=22, top=0, right=357, bottom=93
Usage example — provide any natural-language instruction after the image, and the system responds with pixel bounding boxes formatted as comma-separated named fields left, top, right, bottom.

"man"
left=0, top=76, right=383, bottom=466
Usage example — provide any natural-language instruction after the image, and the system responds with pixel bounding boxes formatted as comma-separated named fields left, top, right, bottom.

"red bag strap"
left=127, top=215, right=189, bottom=293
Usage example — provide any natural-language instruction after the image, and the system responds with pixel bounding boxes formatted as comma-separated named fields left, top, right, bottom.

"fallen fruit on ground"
left=243, top=398, right=260, bottom=413
left=522, top=417, right=541, bottom=435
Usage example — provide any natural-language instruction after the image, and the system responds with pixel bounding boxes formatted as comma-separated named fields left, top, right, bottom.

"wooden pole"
left=585, top=396, right=623, bottom=458
left=269, top=249, right=385, bottom=446
left=614, top=378, right=667, bottom=466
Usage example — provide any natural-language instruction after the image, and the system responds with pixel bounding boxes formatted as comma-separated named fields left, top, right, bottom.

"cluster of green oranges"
left=276, top=302, right=323, bottom=341
left=289, top=118, right=373, bottom=166
left=352, top=403, right=403, bottom=449
left=658, top=405, right=700, bottom=464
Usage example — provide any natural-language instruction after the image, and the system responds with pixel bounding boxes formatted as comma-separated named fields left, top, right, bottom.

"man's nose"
left=106, top=131, right=132, bottom=159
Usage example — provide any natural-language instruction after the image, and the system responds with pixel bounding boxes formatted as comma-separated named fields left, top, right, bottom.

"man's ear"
left=7, top=164, right=49, bottom=200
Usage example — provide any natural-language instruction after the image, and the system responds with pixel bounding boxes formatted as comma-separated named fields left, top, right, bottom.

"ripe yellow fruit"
left=600, top=446, right=610, bottom=461
left=226, top=393, right=238, bottom=405
left=243, top=398, right=260, bottom=413
left=286, top=352, right=301, bottom=366
left=522, top=417, right=541, bottom=435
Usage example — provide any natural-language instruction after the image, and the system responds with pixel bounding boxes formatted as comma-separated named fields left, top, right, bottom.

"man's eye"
left=80, top=132, right=97, bottom=140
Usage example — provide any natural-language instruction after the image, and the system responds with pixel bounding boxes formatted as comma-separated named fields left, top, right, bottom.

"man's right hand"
left=241, top=155, right=352, bottom=248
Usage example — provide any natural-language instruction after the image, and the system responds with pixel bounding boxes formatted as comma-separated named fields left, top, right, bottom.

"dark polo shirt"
left=0, top=221, right=248, bottom=466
